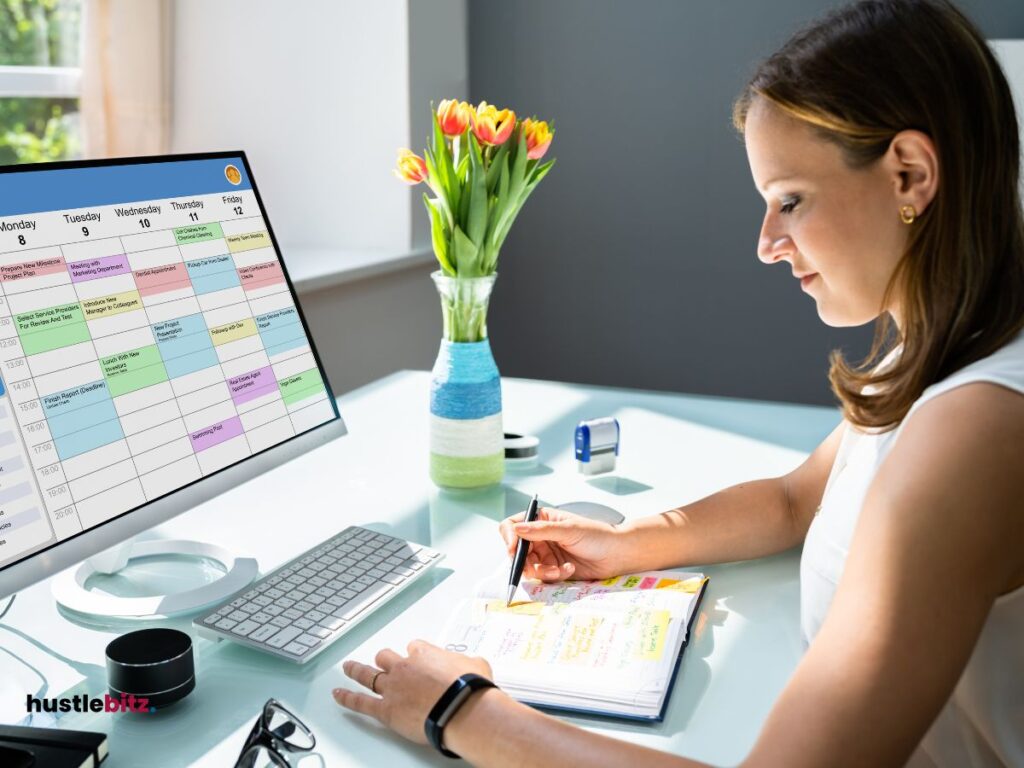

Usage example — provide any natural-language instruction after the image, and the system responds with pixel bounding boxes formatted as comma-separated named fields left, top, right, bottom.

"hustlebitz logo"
left=26, top=692, right=156, bottom=714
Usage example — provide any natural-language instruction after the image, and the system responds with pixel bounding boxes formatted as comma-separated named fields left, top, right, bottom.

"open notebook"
left=438, top=569, right=708, bottom=721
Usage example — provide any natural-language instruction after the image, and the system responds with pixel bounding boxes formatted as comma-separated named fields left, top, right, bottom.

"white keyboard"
left=193, top=526, right=443, bottom=663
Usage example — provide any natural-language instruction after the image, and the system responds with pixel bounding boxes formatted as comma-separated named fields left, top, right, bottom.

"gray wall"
left=470, top=0, right=1024, bottom=406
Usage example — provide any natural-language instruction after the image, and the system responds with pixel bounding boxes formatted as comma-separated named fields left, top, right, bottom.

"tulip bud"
left=437, top=99, right=472, bottom=137
left=393, top=148, right=428, bottom=184
left=472, top=101, right=516, bottom=146
left=521, top=118, right=553, bottom=160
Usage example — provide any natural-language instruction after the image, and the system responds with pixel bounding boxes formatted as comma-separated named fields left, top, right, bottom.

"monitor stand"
left=50, top=538, right=259, bottom=620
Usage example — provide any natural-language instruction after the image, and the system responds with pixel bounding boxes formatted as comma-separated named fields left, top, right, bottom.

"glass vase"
left=429, top=270, right=504, bottom=489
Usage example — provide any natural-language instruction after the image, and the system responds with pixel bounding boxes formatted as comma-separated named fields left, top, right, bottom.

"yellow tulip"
left=437, top=99, right=472, bottom=137
left=393, top=148, right=428, bottom=184
left=521, top=118, right=553, bottom=160
left=472, top=101, right=516, bottom=146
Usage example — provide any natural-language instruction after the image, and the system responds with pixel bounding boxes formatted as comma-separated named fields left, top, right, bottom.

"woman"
left=333, top=1, right=1024, bottom=765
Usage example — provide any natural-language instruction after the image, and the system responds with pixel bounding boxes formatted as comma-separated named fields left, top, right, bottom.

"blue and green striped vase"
left=429, top=271, right=504, bottom=489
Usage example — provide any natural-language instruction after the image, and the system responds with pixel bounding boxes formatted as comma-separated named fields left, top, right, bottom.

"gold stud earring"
left=899, top=204, right=917, bottom=224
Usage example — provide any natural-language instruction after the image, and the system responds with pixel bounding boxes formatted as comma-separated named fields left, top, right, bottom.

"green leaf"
left=432, top=115, right=460, bottom=218
left=452, top=225, right=481, bottom=277
left=466, top=132, right=487, bottom=247
left=424, top=193, right=455, bottom=276
left=485, top=141, right=510, bottom=195
left=485, top=154, right=511, bottom=250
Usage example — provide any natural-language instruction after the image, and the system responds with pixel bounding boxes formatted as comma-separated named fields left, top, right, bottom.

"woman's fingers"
left=374, top=648, right=402, bottom=672
left=343, top=659, right=386, bottom=693
left=332, top=687, right=384, bottom=722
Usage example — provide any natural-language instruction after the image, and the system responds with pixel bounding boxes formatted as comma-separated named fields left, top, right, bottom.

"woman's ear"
left=886, top=129, right=939, bottom=215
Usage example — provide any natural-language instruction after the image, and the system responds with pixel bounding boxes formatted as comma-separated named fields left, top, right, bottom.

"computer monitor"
left=0, top=151, right=346, bottom=608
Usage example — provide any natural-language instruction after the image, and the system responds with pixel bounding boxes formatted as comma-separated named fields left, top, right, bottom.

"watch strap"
left=424, top=673, right=497, bottom=758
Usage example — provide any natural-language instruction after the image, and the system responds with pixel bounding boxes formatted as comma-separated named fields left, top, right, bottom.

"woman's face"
left=744, top=98, right=911, bottom=327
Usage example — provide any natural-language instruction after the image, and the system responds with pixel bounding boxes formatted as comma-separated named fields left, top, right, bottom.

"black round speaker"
left=105, top=628, right=195, bottom=711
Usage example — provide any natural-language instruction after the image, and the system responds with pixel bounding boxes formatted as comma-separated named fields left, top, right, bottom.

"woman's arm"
left=335, top=383, right=1022, bottom=766
left=615, top=418, right=846, bottom=572
left=740, top=382, right=1024, bottom=766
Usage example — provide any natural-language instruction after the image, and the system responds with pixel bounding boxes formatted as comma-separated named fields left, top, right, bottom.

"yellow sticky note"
left=636, top=609, right=671, bottom=660
left=601, top=576, right=621, bottom=586
left=485, top=600, right=544, bottom=615
left=662, top=577, right=707, bottom=594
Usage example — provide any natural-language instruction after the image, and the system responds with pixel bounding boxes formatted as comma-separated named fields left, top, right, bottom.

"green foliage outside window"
left=0, top=0, right=82, bottom=165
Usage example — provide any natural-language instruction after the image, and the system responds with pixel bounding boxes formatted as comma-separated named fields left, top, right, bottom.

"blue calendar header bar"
left=0, top=156, right=253, bottom=218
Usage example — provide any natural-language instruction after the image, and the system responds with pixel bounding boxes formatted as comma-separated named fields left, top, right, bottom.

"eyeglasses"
left=233, top=698, right=316, bottom=768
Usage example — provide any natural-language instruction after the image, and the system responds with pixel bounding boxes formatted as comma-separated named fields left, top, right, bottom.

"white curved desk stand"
left=51, top=539, right=259, bottom=620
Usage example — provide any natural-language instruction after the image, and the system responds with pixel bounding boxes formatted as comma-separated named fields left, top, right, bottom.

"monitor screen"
left=0, top=153, right=339, bottom=574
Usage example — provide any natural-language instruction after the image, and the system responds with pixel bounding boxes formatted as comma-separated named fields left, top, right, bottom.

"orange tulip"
left=472, top=101, right=516, bottom=146
left=437, top=99, right=472, bottom=137
left=521, top=118, right=553, bottom=160
left=393, top=148, right=428, bottom=184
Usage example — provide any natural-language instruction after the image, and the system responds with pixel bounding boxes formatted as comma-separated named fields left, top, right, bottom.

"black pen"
left=507, top=494, right=540, bottom=606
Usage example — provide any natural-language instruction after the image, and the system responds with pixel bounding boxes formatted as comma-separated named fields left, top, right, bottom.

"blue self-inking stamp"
left=575, top=417, right=620, bottom=475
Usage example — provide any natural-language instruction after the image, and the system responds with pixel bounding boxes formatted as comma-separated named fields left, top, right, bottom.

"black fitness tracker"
left=424, top=673, right=498, bottom=758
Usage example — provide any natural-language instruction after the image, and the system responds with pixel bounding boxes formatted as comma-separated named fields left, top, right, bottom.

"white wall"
left=172, top=0, right=411, bottom=252
left=170, top=0, right=469, bottom=396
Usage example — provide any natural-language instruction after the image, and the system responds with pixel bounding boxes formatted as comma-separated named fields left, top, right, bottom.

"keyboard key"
left=270, top=616, right=291, bottom=629
left=295, top=600, right=316, bottom=613
left=264, top=588, right=284, bottom=599
left=341, top=584, right=394, bottom=621
left=310, top=627, right=333, bottom=639
left=203, top=614, right=220, bottom=625
left=232, top=620, right=261, bottom=637
left=253, top=595, right=273, bottom=607
left=230, top=598, right=247, bottom=608
left=264, top=605, right=283, bottom=616
left=382, top=574, right=405, bottom=586
left=283, top=608, right=303, bottom=620
left=294, top=618, right=314, bottom=630
left=306, top=609, right=327, bottom=623
left=295, top=634, right=322, bottom=648
left=283, top=642, right=309, bottom=656
left=267, top=627, right=303, bottom=649
left=318, top=617, right=345, bottom=631
left=243, top=590, right=259, bottom=599
left=249, top=625, right=278, bottom=643
left=215, top=618, right=237, bottom=631
left=228, top=611, right=249, bottom=623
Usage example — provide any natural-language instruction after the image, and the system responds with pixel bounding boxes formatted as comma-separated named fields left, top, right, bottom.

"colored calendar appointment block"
left=42, top=379, right=124, bottom=461
left=225, top=231, right=269, bottom=253
left=256, top=307, right=306, bottom=357
left=174, top=223, right=224, bottom=245
left=189, top=415, right=243, bottom=452
left=134, top=263, right=192, bottom=297
left=228, top=365, right=279, bottom=406
left=15, top=303, right=91, bottom=355
left=81, top=291, right=143, bottom=320
left=100, top=345, right=169, bottom=397
left=209, top=317, right=257, bottom=346
left=237, top=261, right=285, bottom=292
left=153, top=314, right=220, bottom=378
left=1, top=256, right=66, bottom=283
left=68, top=254, right=131, bottom=282
left=186, top=255, right=241, bottom=295
left=279, top=368, right=325, bottom=406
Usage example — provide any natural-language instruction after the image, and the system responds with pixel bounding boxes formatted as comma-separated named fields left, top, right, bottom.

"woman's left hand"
left=333, top=639, right=494, bottom=746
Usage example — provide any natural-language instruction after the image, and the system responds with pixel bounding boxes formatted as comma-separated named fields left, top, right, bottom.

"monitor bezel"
left=0, top=150, right=346, bottom=599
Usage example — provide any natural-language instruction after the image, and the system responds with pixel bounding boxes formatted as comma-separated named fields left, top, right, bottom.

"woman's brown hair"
left=732, top=0, right=1024, bottom=431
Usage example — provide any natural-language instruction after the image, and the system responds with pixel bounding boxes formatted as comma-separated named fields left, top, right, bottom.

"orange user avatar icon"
left=224, top=164, right=242, bottom=185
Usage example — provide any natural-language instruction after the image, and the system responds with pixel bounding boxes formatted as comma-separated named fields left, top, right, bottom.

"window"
left=0, top=0, right=82, bottom=165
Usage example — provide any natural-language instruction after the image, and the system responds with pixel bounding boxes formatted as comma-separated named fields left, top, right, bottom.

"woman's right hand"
left=498, top=506, right=628, bottom=582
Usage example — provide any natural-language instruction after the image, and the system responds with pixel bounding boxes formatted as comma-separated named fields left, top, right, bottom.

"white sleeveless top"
left=800, top=328, right=1024, bottom=768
